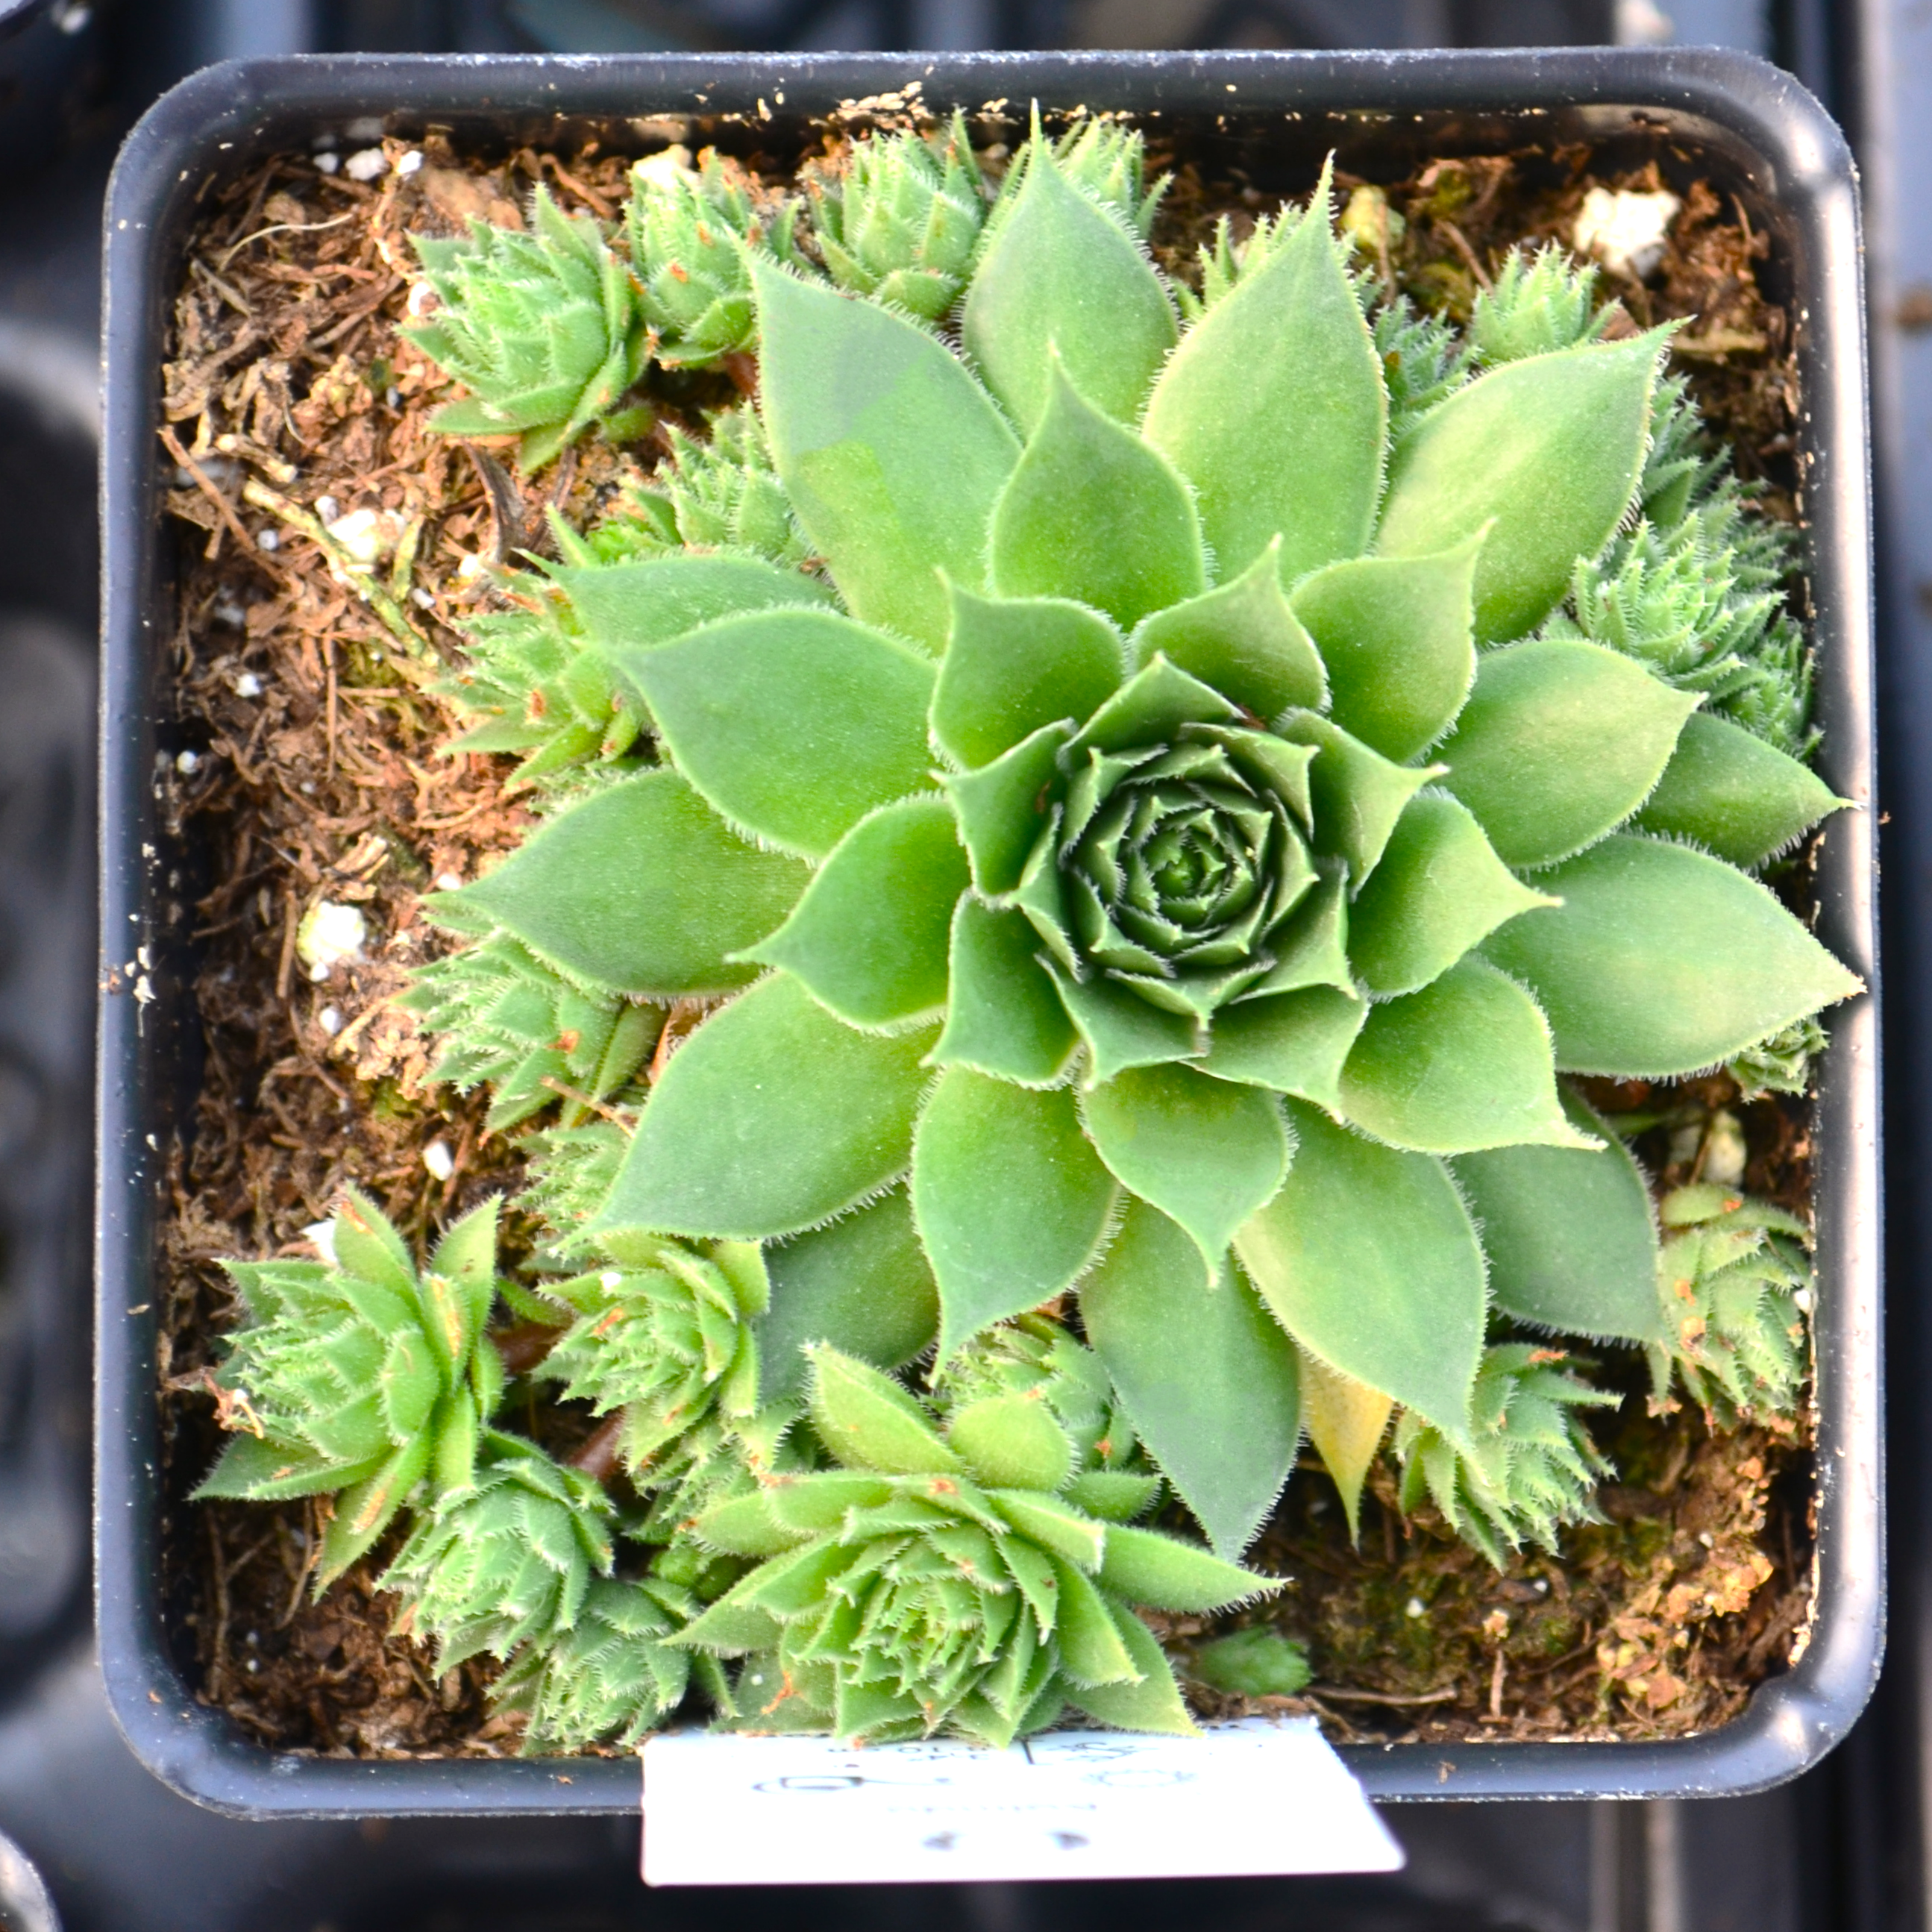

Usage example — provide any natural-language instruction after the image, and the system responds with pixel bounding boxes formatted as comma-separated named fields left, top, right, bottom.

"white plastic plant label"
left=640, top=1718, right=1404, bottom=1886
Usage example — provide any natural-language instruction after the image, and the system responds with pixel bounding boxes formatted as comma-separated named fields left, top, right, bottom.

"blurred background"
left=0, top=0, right=1922, bottom=1927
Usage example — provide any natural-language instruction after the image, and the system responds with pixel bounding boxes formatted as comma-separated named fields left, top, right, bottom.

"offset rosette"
left=803, top=113, right=986, bottom=321
left=624, top=148, right=803, bottom=368
left=425, top=139, right=1862, bottom=1573
left=670, top=1347, right=1266, bottom=1745
left=193, top=1191, right=505, bottom=1584
left=407, top=186, right=645, bottom=473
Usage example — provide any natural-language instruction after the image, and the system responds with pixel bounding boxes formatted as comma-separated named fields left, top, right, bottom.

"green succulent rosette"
left=194, top=1191, right=505, bottom=1583
left=670, top=1346, right=1267, bottom=1745
left=1393, top=1343, right=1618, bottom=1566
left=625, top=149, right=801, bottom=368
left=380, top=1430, right=616, bottom=1672
left=591, top=406, right=807, bottom=568
left=522, top=1220, right=926, bottom=1552
left=532, top=1230, right=776, bottom=1481
left=492, top=1574, right=724, bottom=1754
left=424, top=144, right=1858, bottom=1568
left=400, top=928, right=659, bottom=1132
left=804, top=114, right=986, bottom=321
left=407, top=186, right=646, bottom=472
left=1648, top=1182, right=1811, bottom=1422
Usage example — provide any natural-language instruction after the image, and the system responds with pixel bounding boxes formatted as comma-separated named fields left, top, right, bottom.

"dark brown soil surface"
left=151, top=115, right=1817, bottom=1758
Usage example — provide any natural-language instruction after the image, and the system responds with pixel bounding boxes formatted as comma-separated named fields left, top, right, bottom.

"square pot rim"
left=97, top=44, right=1882, bottom=1819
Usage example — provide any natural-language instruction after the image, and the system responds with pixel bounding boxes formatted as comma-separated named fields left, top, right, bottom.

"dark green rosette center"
left=1045, top=725, right=1319, bottom=1022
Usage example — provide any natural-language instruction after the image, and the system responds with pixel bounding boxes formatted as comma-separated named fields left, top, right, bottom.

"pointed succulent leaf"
left=1276, top=712, right=1438, bottom=885
left=827, top=1677, right=923, bottom=1741
left=761, top=1470, right=898, bottom=1535
left=1068, top=653, right=1240, bottom=758
left=944, top=719, right=1068, bottom=897
left=199, top=1439, right=381, bottom=1510
left=413, top=1264, right=474, bottom=1384
left=1065, top=1471, right=1164, bottom=1522
left=1297, top=1347, right=1393, bottom=1543
left=667, top=1588, right=785, bottom=1656
left=1045, top=960, right=1205, bottom=1085
left=600, top=974, right=935, bottom=1239
left=1143, top=180, right=1385, bottom=583
left=950, top=1396, right=1076, bottom=1492
left=1079, top=1063, right=1290, bottom=1282
left=427, top=1196, right=500, bottom=1300
left=1481, top=833, right=1863, bottom=1076
left=322, top=1434, right=434, bottom=1582
left=1236, top=1103, right=1486, bottom=1443
left=333, top=1188, right=417, bottom=1300
left=1451, top=1086, right=1662, bottom=1341
left=736, top=1536, right=864, bottom=1619
left=1051, top=1556, right=1142, bottom=1686
left=988, top=1490, right=1108, bottom=1570
left=912, top=1070, right=1120, bottom=1358
left=1130, top=539, right=1328, bottom=721
left=1634, top=709, right=1849, bottom=867
left=709, top=1240, right=771, bottom=1323
left=216, top=1257, right=324, bottom=1326
left=757, top=1189, right=939, bottom=1403
left=754, top=260, right=1020, bottom=650
left=1290, top=540, right=1480, bottom=762
left=1097, top=1525, right=1267, bottom=1613
left=809, top=1345, right=962, bottom=1476
left=1061, top=1601, right=1197, bottom=1735
left=742, top=797, right=967, bottom=1029
left=1197, top=985, right=1367, bottom=1108
left=961, top=124, right=1177, bottom=434
left=431, top=1385, right=481, bottom=1499
left=1346, top=791, right=1558, bottom=997
left=1377, top=334, right=1663, bottom=642
left=989, top=362, right=1206, bottom=630
left=931, top=587, right=1126, bottom=770
left=694, top=1488, right=800, bottom=1558
left=623, top=608, right=935, bottom=862
left=1242, top=872, right=1352, bottom=1000
left=1339, top=955, right=1590, bottom=1154
left=554, top=553, right=832, bottom=662
left=1435, top=639, right=1701, bottom=868
left=449, top=772, right=806, bottom=999
left=1081, top=1197, right=1301, bottom=1559
left=932, top=897, right=1081, bottom=1085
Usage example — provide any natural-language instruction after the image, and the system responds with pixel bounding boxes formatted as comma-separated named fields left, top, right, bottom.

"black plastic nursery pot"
left=98, top=46, right=1881, bottom=1819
